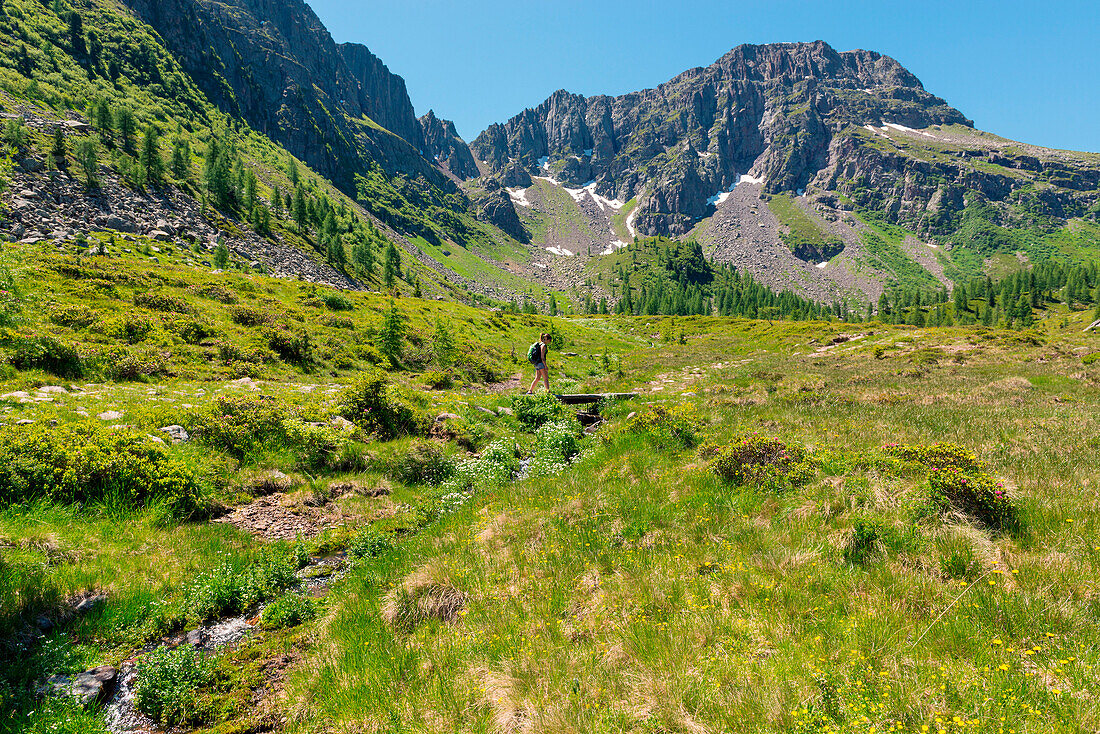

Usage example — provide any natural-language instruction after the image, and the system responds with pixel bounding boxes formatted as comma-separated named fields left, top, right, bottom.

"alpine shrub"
left=388, top=440, right=456, bottom=485
left=0, top=422, right=204, bottom=513
left=193, top=396, right=288, bottom=458
left=336, top=366, right=425, bottom=438
left=705, top=434, right=813, bottom=491
left=133, top=291, right=194, bottom=314
left=320, top=291, right=354, bottom=311
left=928, top=466, right=1019, bottom=532
left=8, top=335, right=83, bottom=377
left=266, top=325, right=313, bottom=365
left=49, top=304, right=97, bottom=329
left=620, top=404, right=700, bottom=450
left=884, top=442, right=985, bottom=473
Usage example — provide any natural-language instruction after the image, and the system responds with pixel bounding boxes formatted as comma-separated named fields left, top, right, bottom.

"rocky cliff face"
left=472, top=41, right=971, bottom=236
left=119, top=0, right=452, bottom=196
left=419, top=111, right=480, bottom=180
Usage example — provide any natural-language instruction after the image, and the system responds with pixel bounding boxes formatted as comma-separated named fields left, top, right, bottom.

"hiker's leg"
left=541, top=368, right=550, bottom=392
left=527, top=373, right=539, bottom=393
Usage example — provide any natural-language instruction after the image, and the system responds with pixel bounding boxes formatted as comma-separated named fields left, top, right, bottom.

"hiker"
left=525, top=333, right=552, bottom=394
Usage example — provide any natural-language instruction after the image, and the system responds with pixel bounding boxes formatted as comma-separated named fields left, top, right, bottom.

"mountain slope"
left=118, top=0, right=447, bottom=194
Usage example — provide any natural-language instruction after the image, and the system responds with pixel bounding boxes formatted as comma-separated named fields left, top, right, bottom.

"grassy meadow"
left=1, top=235, right=1099, bottom=733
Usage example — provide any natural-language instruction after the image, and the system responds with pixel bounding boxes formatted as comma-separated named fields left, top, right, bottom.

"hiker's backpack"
left=526, top=342, right=542, bottom=364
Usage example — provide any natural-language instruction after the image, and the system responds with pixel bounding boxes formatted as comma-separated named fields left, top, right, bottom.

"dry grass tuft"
left=381, top=565, right=466, bottom=632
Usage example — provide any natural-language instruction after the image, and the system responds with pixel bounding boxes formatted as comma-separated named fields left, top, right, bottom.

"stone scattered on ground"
left=329, top=416, right=356, bottom=432
left=97, top=410, right=124, bottom=421
left=212, top=495, right=343, bottom=541
left=158, top=425, right=190, bottom=444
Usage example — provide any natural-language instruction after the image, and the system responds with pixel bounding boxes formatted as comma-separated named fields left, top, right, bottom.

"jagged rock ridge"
left=471, top=41, right=971, bottom=236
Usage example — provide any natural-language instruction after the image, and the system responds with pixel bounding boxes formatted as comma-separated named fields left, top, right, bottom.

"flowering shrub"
left=928, top=466, right=1019, bottom=532
left=266, top=325, right=313, bottom=365
left=705, top=434, right=813, bottom=491
left=511, top=392, right=570, bottom=431
left=194, top=396, right=288, bottom=458
left=8, top=334, right=83, bottom=377
left=229, top=305, right=271, bottom=327
left=133, top=291, right=195, bottom=314
left=49, top=304, right=97, bottom=329
left=337, top=366, right=426, bottom=439
left=134, top=646, right=214, bottom=727
left=884, top=442, right=985, bottom=473
left=96, top=346, right=170, bottom=381
left=535, top=420, right=580, bottom=463
left=884, top=442, right=1018, bottom=531
left=444, top=440, right=519, bottom=499
left=619, top=404, right=701, bottom=450
left=0, top=422, right=205, bottom=513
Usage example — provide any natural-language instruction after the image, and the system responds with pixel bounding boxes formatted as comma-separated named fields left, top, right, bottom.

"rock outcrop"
left=419, top=110, right=480, bottom=180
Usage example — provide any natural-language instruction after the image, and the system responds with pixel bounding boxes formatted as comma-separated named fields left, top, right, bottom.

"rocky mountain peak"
left=471, top=40, right=971, bottom=236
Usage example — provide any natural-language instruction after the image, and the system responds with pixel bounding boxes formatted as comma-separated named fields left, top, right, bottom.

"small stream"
left=103, top=555, right=346, bottom=733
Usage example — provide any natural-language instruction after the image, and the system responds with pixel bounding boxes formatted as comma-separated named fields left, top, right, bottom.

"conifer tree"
left=213, top=242, right=230, bottom=269
left=140, top=125, right=163, bottom=186
left=170, top=136, right=190, bottom=180
left=379, top=299, right=405, bottom=365
left=244, top=170, right=258, bottom=212
left=74, top=136, right=98, bottom=188
left=292, top=186, right=308, bottom=232
left=91, top=98, right=112, bottom=143
left=204, top=138, right=233, bottom=210
left=48, top=127, right=66, bottom=169
left=383, top=242, right=401, bottom=288
left=116, top=108, right=136, bottom=154
left=327, top=235, right=346, bottom=271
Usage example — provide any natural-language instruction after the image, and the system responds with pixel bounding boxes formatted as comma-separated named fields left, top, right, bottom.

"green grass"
left=767, top=194, right=844, bottom=261
left=4, top=307, right=1100, bottom=732
left=280, top=312, right=1100, bottom=733
left=855, top=215, right=943, bottom=291
left=520, top=178, right=606, bottom=252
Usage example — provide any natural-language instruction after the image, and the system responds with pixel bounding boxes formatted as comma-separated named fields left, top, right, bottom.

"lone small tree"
left=432, top=319, right=455, bottom=367
left=378, top=298, right=405, bottom=366
left=383, top=241, right=401, bottom=289
left=74, top=136, right=99, bottom=188
left=48, top=127, right=67, bottom=169
left=213, top=242, right=230, bottom=269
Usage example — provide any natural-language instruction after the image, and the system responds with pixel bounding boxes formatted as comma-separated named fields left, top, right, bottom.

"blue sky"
left=307, top=0, right=1098, bottom=152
